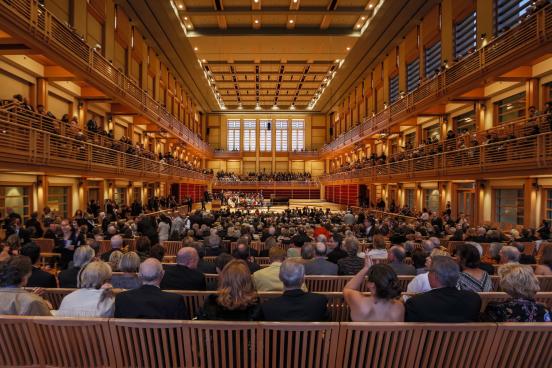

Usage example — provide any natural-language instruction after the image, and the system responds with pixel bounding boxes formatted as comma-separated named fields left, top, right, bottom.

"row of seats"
left=1, top=315, right=550, bottom=367
left=35, top=288, right=552, bottom=322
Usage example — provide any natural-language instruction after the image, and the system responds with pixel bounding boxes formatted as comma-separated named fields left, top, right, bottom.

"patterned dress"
left=456, top=271, right=493, bottom=292
left=481, top=298, right=551, bottom=322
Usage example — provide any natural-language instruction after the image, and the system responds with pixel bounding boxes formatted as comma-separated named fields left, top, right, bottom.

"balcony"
left=213, top=180, right=320, bottom=189
left=0, top=108, right=212, bottom=183
left=319, top=4, right=552, bottom=156
left=212, top=150, right=242, bottom=159
left=0, top=0, right=212, bottom=156
left=289, top=150, right=320, bottom=160
left=319, top=115, right=552, bottom=184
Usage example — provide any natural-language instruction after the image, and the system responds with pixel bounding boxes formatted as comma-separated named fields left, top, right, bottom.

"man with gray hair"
left=405, top=256, right=481, bottom=322
left=114, top=258, right=188, bottom=319
left=100, top=234, right=123, bottom=262
left=257, top=259, right=328, bottom=321
left=161, top=247, right=206, bottom=290
left=304, top=242, right=338, bottom=275
left=499, top=246, right=521, bottom=264
left=388, top=246, right=416, bottom=275
left=421, top=239, right=436, bottom=253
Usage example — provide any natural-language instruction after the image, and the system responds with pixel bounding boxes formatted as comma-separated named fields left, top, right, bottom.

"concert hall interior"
left=0, top=0, right=552, bottom=367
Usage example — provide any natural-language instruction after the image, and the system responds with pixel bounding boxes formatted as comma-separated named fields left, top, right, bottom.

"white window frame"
left=259, top=119, right=272, bottom=152
left=227, top=119, right=240, bottom=151
left=243, top=119, right=256, bottom=151
left=275, top=119, right=288, bottom=152
left=291, top=119, right=305, bottom=151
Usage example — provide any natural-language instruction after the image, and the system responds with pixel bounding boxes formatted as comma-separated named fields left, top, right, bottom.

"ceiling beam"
left=179, top=7, right=371, bottom=16
left=187, top=28, right=361, bottom=36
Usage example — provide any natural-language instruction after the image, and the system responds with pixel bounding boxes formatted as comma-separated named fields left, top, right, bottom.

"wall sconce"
left=417, top=184, right=422, bottom=190
left=77, top=100, right=84, bottom=110
left=36, top=178, right=43, bottom=186
left=128, top=181, right=133, bottom=188
left=78, top=179, right=84, bottom=187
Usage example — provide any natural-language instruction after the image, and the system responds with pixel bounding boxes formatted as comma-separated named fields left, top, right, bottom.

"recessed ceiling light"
left=187, top=25, right=192, bottom=29
left=293, top=0, right=298, bottom=3
left=194, top=47, right=198, bottom=51
left=254, top=19, right=259, bottom=24
left=361, top=16, right=366, bottom=20
left=335, top=59, right=340, bottom=63
left=346, top=47, right=351, bottom=51
left=289, top=19, right=294, bottom=24
left=254, top=0, right=259, bottom=3
left=178, top=4, right=184, bottom=9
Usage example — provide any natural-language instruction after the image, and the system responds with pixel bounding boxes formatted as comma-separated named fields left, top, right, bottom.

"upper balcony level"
left=319, top=4, right=552, bottom=157
left=0, top=0, right=213, bottom=157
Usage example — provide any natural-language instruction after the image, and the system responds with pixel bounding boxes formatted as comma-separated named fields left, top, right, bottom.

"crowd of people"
left=6, top=95, right=213, bottom=176
left=0, top=201, right=550, bottom=323
left=216, top=171, right=313, bottom=182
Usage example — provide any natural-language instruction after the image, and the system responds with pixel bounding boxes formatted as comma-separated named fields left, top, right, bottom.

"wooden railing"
left=320, top=116, right=552, bottom=183
left=0, top=0, right=212, bottom=156
left=319, top=4, right=552, bottom=156
left=213, top=180, right=320, bottom=188
left=0, top=109, right=212, bottom=182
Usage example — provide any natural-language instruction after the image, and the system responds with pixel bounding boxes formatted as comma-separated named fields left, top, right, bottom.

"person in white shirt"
left=366, top=235, right=388, bottom=259
left=56, top=261, right=115, bottom=317
left=405, top=248, right=451, bottom=299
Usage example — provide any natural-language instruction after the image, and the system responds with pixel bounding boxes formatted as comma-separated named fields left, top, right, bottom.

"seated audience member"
left=108, top=250, right=123, bottom=272
left=499, top=245, right=521, bottom=264
left=196, top=247, right=217, bottom=274
left=367, top=235, right=388, bottom=259
left=56, top=261, right=114, bottom=317
left=304, top=242, right=338, bottom=275
left=512, top=242, right=537, bottom=265
left=257, top=259, right=328, bottom=321
left=111, top=251, right=142, bottom=289
left=326, top=237, right=347, bottom=264
left=232, top=240, right=259, bottom=258
left=337, top=238, right=364, bottom=275
left=405, top=256, right=481, bottom=322
left=481, top=263, right=550, bottom=322
left=20, top=243, right=56, bottom=288
left=100, top=234, right=124, bottom=262
left=149, top=244, right=166, bottom=262
left=0, top=256, right=51, bottom=316
left=58, top=245, right=95, bottom=288
left=487, top=242, right=504, bottom=264
left=407, top=248, right=450, bottom=294
left=456, top=243, right=492, bottom=292
left=215, top=253, right=234, bottom=273
left=197, top=260, right=260, bottom=320
left=411, top=248, right=428, bottom=274
left=115, top=258, right=188, bottom=319
left=535, top=243, right=552, bottom=276
left=161, top=247, right=206, bottom=290
left=344, top=257, right=404, bottom=321
left=232, top=243, right=261, bottom=274
left=135, top=236, right=151, bottom=261
left=252, top=247, right=288, bottom=291
left=387, top=246, right=416, bottom=276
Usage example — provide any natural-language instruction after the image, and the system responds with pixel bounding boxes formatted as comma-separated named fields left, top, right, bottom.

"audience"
left=344, top=257, right=404, bottom=321
left=405, top=256, right=481, bottom=322
left=58, top=245, right=95, bottom=288
left=257, top=259, right=328, bottom=321
left=387, top=246, right=416, bottom=276
left=456, top=243, right=492, bottom=292
left=114, top=258, right=188, bottom=319
left=111, top=252, right=142, bottom=289
left=252, top=247, right=287, bottom=291
left=481, top=263, right=550, bottom=322
left=499, top=246, right=521, bottom=264
left=304, top=242, right=338, bottom=275
left=337, top=238, right=364, bottom=275
left=56, top=261, right=114, bottom=317
left=535, top=243, right=552, bottom=276
left=161, top=247, right=206, bottom=290
left=20, top=243, right=56, bottom=288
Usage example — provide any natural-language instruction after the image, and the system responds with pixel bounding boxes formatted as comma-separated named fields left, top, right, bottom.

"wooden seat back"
left=0, top=316, right=40, bottom=367
left=98, top=240, right=112, bottom=254
left=162, top=241, right=183, bottom=256
left=538, top=275, right=552, bottom=291
left=34, top=238, right=55, bottom=253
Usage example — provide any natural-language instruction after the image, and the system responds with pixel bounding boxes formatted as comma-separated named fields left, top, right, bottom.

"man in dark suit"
left=115, top=258, right=189, bottom=319
left=258, top=259, right=328, bottom=321
left=161, top=247, right=206, bottom=290
left=405, top=256, right=481, bottom=323
left=20, top=243, right=56, bottom=288
left=304, top=242, right=338, bottom=275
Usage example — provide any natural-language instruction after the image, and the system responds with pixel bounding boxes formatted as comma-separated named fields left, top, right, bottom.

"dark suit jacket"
left=27, top=267, right=57, bottom=288
left=161, top=265, right=206, bottom=290
left=326, top=247, right=348, bottom=264
left=114, top=285, right=189, bottom=319
left=405, top=287, right=481, bottom=323
left=258, top=289, right=329, bottom=321
left=304, top=258, right=338, bottom=275
left=58, top=267, right=80, bottom=288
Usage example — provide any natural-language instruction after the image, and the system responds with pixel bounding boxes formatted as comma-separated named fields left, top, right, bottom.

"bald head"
left=138, top=258, right=164, bottom=285
left=176, top=247, right=199, bottom=269
left=111, top=234, right=123, bottom=249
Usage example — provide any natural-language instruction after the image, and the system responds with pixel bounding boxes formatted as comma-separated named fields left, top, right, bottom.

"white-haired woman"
left=56, top=261, right=114, bottom=317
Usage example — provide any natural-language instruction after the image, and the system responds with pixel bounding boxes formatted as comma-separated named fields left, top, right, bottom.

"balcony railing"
left=0, top=109, right=212, bottom=182
left=213, top=180, right=320, bottom=188
left=0, top=0, right=212, bottom=156
left=319, top=118, right=552, bottom=183
left=320, top=4, right=552, bottom=156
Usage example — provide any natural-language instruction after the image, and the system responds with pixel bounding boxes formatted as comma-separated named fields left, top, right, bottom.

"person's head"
left=429, top=237, right=440, bottom=248
left=107, top=225, right=117, bottom=235
left=149, top=245, right=165, bottom=262
left=108, top=250, right=123, bottom=271
left=78, top=261, right=112, bottom=289
left=372, top=235, right=386, bottom=250
left=412, top=249, right=427, bottom=269
left=111, top=235, right=123, bottom=250
left=60, top=219, right=72, bottom=234
left=428, top=256, right=460, bottom=289
left=136, top=236, right=151, bottom=253
left=217, top=260, right=257, bottom=310
left=268, top=246, right=286, bottom=263
left=489, top=242, right=504, bottom=260
left=388, top=246, right=406, bottom=263
left=498, top=263, right=540, bottom=299
left=0, top=256, right=32, bottom=287
left=456, top=243, right=481, bottom=270
left=215, top=253, right=234, bottom=273
left=176, top=247, right=199, bottom=269
left=499, top=245, right=520, bottom=264
left=20, top=244, right=40, bottom=265
left=138, top=258, right=165, bottom=286
left=118, top=251, right=141, bottom=273
left=541, top=242, right=552, bottom=266
left=343, top=238, right=359, bottom=256
left=279, top=259, right=305, bottom=290
left=314, top=242, right=327, bottom=257
left=73, top=245, right=95, bottom=268
left=366, top=264, right=402, bottom=300
left=301, top=243, right=314, bottom=260
left=422, top=239, right=435, bottom=253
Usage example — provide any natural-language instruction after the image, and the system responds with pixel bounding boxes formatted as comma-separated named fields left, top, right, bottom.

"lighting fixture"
left=254, top=19, right=259, bottom=24
left=255, top=103, right=262, bottom=110
left=289, top=19, right=294, bottom=24
left=202, top=59, right=207, bottom=63
left=187, top=24, right=192, bottom=29
left=194, top=47, right=198, bottom=51
left=178, top=4, right=184, bottom=9
left=290, top=104, right=296, bottom=110
left=184, top=16, right=188, bottom=20
left=356, top=24, right=362, bottom=28
left=272, top=104, right=279, bottom=110
left=346, top=47, right=351, bottom=51
left=361, top=16, right=366, bottom=20
left=368, top=4, right=373, bottom=9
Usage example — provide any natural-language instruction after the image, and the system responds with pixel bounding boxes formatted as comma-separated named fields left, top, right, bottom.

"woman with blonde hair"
left=56, top=261, right=114, bottom=317
left=111, top=251, right=141, bottom=289
left=197, top=260, right=259, bottom=320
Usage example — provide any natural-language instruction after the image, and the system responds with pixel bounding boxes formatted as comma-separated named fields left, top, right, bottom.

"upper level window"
left=495, top=0, right=531, bottom=34
left=389, top=75, right=399, bottom=103
left=406, top=58, right=420, bottom=92
left=275, top=119, right=288, bottom=151
left=453, top=110, right=476, bottom=133
left=291, top=119, right=305, bottom=151
left=243, top=120, right=256, bottom=152
left=495, top=92, right=526, bottom=124
left=425, top=41, right=441, bottom=78
left=259, top=119, right=272, bottom=152
left=454, top=11, right=477, bottom=59
left=227, top=119, right=240, bottom=151
left=494, top=188, right=524, bottom=225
